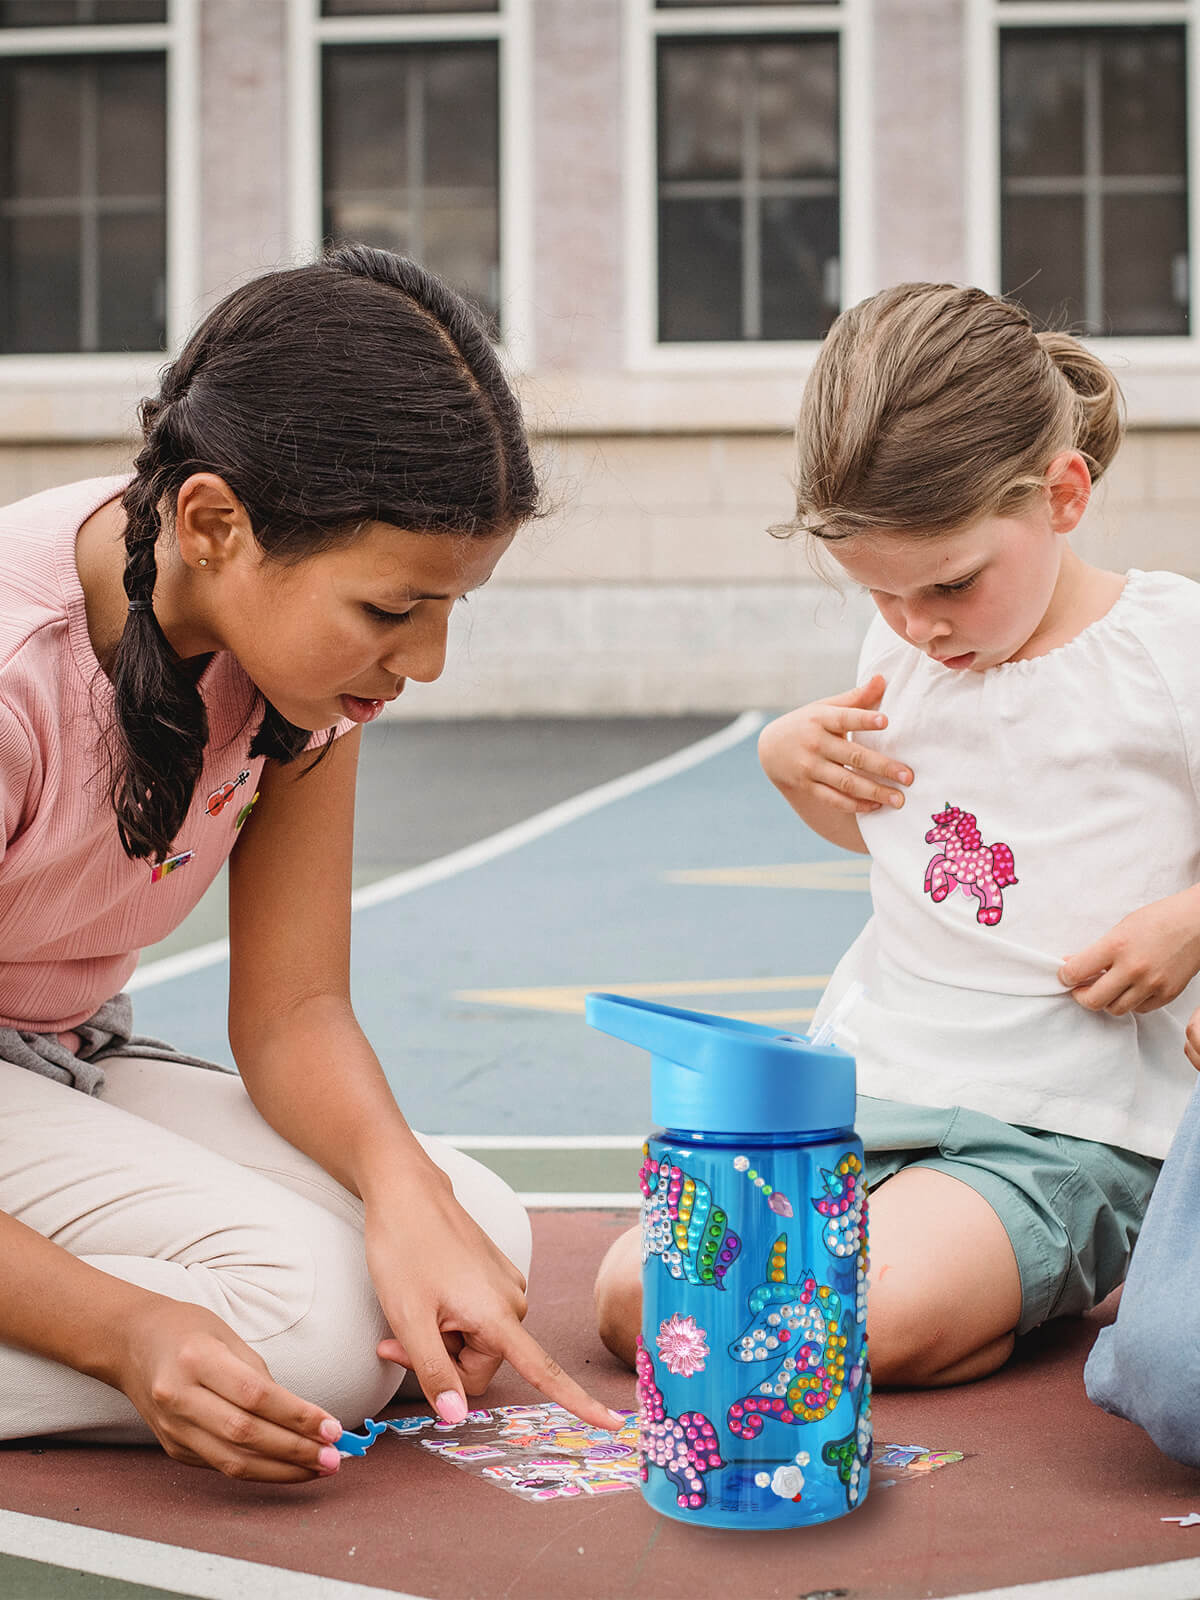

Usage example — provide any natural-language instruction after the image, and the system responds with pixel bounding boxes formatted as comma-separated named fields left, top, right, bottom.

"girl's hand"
left=1185, top=1009, right=1200, bottom=1071
left=367, top=1165, right=623, bottom=1432
left=758, top=675, right=913, bottom=818
left=113, top=1298, right=344, bottom=1482
left=1058, top=888, right=1200, bottom=1017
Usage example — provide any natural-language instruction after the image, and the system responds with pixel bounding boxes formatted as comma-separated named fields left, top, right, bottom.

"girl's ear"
left=174, top=473, right=254, bottom=571
left=1045, top=450, right=1092, bottom=535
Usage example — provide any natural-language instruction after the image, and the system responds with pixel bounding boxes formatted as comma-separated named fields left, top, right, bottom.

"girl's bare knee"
left=868, top=1276, right=1014, bottom=1387
left=594, top=1226, right=642, bottom=1370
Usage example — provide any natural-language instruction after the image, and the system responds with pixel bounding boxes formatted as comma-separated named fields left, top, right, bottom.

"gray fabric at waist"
left=0, top=992, right=229, bottom=1095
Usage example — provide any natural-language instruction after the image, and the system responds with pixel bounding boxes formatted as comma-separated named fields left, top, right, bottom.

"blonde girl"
left=596, top=284, right=1200, bottom=1394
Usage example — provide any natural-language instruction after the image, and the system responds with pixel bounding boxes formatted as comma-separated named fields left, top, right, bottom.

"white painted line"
left=129, top=710, right=766, bottom=992
left=446, top=1135, right=644, bottom=1150
left=519, top=1192, right=640, bottom=1209
left=0, top=1509, right=419, bottom=1600
left=938, top=1556, right=1200, bottom=1600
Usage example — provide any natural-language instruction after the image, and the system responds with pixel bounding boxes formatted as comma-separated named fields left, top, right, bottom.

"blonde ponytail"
left=1035, top=331, right=1125, bottom=483
left=780, top=283, right=1125, bottom=541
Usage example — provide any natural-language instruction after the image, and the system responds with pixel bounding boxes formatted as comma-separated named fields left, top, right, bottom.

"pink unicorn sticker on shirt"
left=923, top=803, right=1017, bottom=927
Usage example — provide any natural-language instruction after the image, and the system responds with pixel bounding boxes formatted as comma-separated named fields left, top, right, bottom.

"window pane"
left=1002, top=192, right=1085, bottom=330
left=656, top=1, right=826, bottom=8
left=1001, top=26, right=1188, bottom=337
left=657, top=33, right=839, bottom=342
left=1104, top=195, right=1188, bottom=336
left=659, top=198, right=741, bottom=341
left=99, top=210, right=165, bottom=349
left=1, top=60, right=83, bottom=197
left=323, top=43, right=500, bottom=328
left=97, top=56, right=166, bottom=195
left=0, top=215, right=80, bottom=351
left=758, top=38, right=836, bottom=180
left=1101, top=31, right=1185, bottom=177
left=659, top=42, right=746, bottom=181
left=1001, top=34, right=1083, bottom=178
left=0, top=52, right=166, bottom=352
left=760, top=195, right=838, bottom=339
left=321, top=1, right=497, bottom=14
left=0, top=1, right=166, bottom=23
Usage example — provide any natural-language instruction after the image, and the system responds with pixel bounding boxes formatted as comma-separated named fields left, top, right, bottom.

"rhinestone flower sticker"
left=656, top=1313, right=710, bottom=1378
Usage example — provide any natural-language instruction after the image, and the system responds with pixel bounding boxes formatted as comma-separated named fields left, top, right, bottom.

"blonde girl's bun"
left=1035, top=330, right=1125, bottom=482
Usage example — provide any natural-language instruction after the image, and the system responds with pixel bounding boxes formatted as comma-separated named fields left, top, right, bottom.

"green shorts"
left=857, top=1095, right=1161, bottom=1337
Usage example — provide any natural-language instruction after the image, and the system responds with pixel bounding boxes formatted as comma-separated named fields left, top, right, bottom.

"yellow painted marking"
left=456, top=975, right=831, bottom=1018
left=664, top=859, right=871, bottom=891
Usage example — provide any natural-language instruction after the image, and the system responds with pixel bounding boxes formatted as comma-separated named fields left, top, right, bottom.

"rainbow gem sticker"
left=150, top=849, right=195, bottom=884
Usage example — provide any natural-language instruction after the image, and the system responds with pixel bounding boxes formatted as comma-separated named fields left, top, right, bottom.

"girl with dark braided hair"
left=0, top=246, right=620, bottom=1480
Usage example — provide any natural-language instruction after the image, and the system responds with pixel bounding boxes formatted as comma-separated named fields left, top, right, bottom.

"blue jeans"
left=1085, top=1076, right=1200, bottom=1467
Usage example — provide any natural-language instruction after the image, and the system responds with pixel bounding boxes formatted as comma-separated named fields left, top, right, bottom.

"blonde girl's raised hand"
left=368, top=1159, right=624, bottom=1432
left=758, top=674, right=913, bottom=852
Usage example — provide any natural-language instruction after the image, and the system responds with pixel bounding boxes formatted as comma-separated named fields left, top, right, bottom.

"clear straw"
left=807, top=981, right=866, bottom=1049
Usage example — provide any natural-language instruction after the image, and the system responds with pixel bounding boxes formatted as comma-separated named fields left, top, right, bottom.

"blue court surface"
left=127, top=713, right=871, bottom=1201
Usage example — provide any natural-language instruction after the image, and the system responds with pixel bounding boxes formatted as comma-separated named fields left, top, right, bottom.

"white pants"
left=0, top=1056, right=531, bottom=1442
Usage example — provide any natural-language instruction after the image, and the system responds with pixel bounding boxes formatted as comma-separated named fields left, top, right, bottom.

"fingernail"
left=319, top=1418, right=343, bottom=1443
left=898, top=769, right=911, bottom=783
left=873, top=715, right=885, bottom=727
left=435, top=1390, right=468, bottom=1424
left=608, top=1409, right=627, bottom=1426
left=889, top=792, right=903, bottom=807
left=317, top=1446, right=341, bottom=1472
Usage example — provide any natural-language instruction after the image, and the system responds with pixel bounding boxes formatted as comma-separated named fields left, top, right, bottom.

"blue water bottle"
left=585, top=993, right=871, bottom=1530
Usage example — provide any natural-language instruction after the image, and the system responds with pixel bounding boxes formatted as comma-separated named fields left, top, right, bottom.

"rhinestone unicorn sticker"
left=639, top=1146, right=741, bottom=1288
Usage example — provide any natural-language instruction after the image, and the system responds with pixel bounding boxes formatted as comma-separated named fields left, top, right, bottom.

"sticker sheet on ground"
left=872, top=1441, right=967, bottom=1489
left=385, top=1405, right=641, bottom=1501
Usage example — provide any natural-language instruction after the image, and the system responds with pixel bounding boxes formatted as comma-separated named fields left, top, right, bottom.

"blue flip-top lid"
left=585, top=992, right=856, bottom=1136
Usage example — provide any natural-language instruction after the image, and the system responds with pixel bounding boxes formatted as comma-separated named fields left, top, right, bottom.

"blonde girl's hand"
left=114, top=1298, right=344, bottom=1482
left=1186, top=1008, right=1200, bottom=1071
left=758, top=675, right=913, bottom=816
left=367, top=1165, right=623, bottom=1432
left=1058, top=888, right=1200, bottom=1018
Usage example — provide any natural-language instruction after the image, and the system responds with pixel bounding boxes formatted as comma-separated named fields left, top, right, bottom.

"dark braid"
left=109, top=245, right=539, bottom=863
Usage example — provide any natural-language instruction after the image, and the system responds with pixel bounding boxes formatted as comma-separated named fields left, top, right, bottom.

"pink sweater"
left=0, top=477, right=271, bottom=1032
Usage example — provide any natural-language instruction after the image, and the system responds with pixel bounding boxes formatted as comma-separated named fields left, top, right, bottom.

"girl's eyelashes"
left=934, top=573, right=980, bottom=595
left=363, top=603, right=415, bottom=624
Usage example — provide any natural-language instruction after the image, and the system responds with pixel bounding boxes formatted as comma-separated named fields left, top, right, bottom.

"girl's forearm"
left=228, top=992, right=434, bottom=1200
left=0, top=1207, right=157, bottom=1386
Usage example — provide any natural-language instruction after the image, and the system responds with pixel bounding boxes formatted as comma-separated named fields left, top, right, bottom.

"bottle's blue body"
left=585, top=992, right=871, bottom=1531
left=638, top=1126, right=870, bottom=1529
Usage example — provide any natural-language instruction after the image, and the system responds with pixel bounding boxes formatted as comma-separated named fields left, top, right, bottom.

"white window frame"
left=287, top=0, right=533, bottom=367
left=0, top=0, right=198, bottom=389
left=624, top=0, right=873, bottom=372
left=965, top=0, right=1200, bottom=390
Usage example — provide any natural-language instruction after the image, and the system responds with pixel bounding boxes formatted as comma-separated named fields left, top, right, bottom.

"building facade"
left=1, top=0, right=1197, bottom=715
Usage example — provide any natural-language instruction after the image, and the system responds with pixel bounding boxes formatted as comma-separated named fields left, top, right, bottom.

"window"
left=0, top=1, right=170, bottom=354
left=311, top=1, right=508, bottom=335
left=972, top=0, right=1194, bottom=340
left=1001, top=25, right=1187, bottom=335
left=657, top=33, right=839, bottom=341
left=632, top=0, right=858, bottom=358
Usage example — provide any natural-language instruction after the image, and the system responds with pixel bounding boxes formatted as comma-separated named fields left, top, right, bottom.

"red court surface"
left=3, top=1209, right=1199, bottom=1600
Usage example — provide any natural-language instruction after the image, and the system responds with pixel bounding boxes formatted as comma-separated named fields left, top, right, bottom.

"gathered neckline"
left=909, top=568, right=1144, bottom=682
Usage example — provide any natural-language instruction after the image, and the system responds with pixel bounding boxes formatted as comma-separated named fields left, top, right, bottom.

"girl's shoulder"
left=1114, top=569, right=1200, bottom=657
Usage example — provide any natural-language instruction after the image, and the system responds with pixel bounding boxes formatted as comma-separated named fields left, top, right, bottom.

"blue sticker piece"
left=335, top=1417, right=387, bottom=1456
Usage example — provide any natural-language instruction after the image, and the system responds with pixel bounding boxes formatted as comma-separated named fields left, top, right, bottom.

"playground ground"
left=2, top=714, right=1199, bottom=1599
